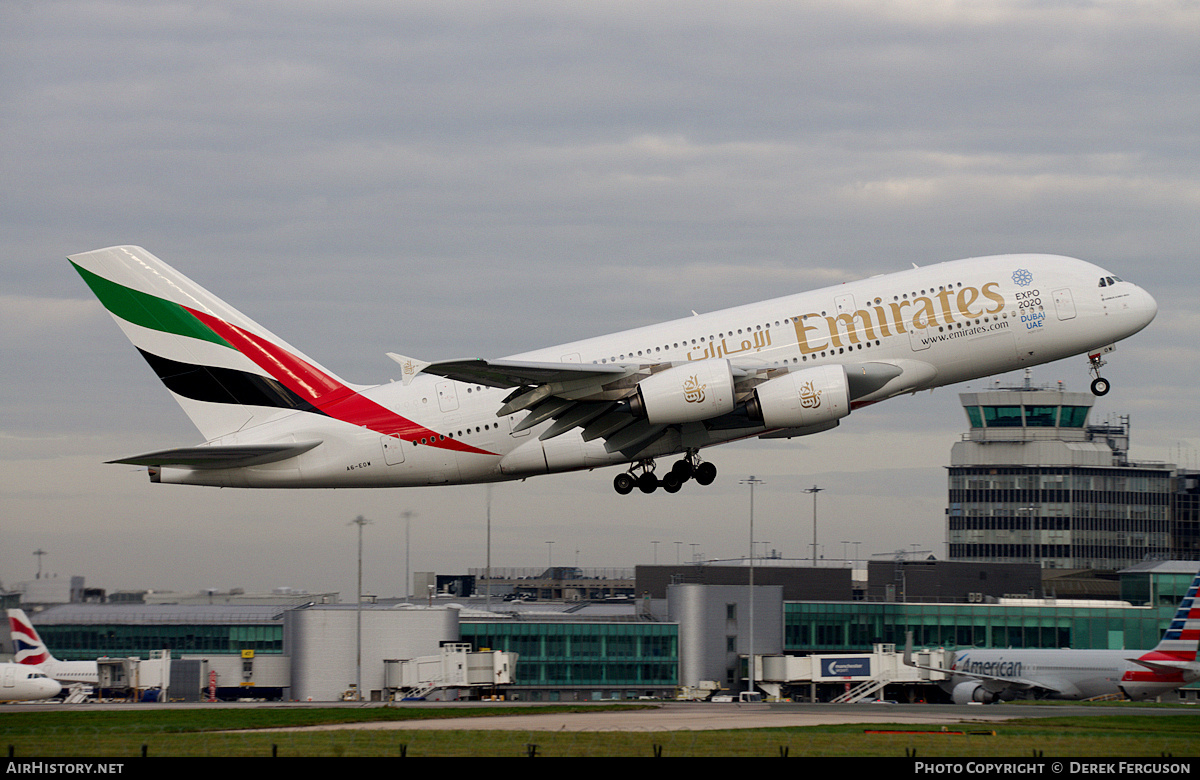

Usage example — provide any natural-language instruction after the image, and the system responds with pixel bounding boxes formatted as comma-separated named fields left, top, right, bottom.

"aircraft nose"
left=1133, top=284, right=1158, bottom=330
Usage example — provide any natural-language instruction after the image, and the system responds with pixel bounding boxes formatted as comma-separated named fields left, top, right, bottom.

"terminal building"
left=7, top=559, right=1196, bottom=703
left=5, top=382, right=1197, bottom=703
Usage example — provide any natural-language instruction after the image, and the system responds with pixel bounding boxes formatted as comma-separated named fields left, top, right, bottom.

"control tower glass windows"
left=1060, top=406, right=1089, bottom=427
left=1024, top=406, right=1060, bottom=427
left=983, top=405, right=1023, bottom=427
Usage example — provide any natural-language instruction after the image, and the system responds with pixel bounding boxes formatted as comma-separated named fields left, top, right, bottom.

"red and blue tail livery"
left=906, top=567, right=1200, bottom=702
left=9, top=609, right=50, bottom=667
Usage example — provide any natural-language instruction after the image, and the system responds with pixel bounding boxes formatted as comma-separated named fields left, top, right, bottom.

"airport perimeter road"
left=8, top=701, right=1197, bottom=733
left=255, top=702, right=1199, bottom=733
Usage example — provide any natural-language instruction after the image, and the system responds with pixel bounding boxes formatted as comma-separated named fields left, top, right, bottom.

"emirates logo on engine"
left=682, top=374, right=707, bottom=404
left=799, top=380, right=822, bottom=409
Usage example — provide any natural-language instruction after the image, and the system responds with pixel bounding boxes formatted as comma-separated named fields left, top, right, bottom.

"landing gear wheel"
left=613, top=472, right=635, bottom=495
left=1086, top=350, right=1111, bottom=397
left=661, top=472, right=683, bottom=493
left=637, top=472, right=659, bottom=494
left=694, top=461, right=717, bottom=486
left=671, top=459, right=694, bottom=481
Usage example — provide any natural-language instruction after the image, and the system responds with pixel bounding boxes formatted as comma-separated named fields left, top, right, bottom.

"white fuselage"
left=945, top=647, right=1194, bottom=702
left=156, top=254, right=1157, bottom=488
left=34, top=659, right=100, bottom=686
left=0, top=663, right=62, bottom=701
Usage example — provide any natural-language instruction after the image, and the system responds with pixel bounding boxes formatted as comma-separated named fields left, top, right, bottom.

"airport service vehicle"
left=905, top=567, right=1200, bottom=703
left=0, top=663, right=62, bottom=702
left=8, top=609, right=99, bottom=686
left=68, top=246, right=1155, bottom=494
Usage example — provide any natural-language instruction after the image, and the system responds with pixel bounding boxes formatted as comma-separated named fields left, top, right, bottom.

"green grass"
left=2, top=706, right=1198, bottom=758
left=0, top=703, right=639, bottom=735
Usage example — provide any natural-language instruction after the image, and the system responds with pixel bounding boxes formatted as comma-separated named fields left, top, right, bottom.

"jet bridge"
left=755, top=643, right=944, bottom=703
left=384, top=643, right=518, bottom=701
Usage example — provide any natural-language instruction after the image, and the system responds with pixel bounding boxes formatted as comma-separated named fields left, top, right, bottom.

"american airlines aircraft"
left=904, top=567, right=1200, bottom=703
left=0, top=663, right=62, bottom=702
left=68, top=246, right=1156, bottom=494
left=8, top=609, right=99, bottom=686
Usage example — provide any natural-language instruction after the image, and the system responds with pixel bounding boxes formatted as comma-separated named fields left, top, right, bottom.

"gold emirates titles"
left=792, top=281, right=1006, bottom=354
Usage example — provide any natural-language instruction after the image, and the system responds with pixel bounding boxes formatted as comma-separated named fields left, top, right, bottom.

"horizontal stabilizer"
left=108, top=441, right=322, bottom=469
left=1130, top=658, right=1200, bottom=675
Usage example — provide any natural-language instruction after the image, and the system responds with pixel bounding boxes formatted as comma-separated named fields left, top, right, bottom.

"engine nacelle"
left=630, top=360, right=737, bottom=424
left=746, top=364, right=850, bottom=429
left=951, top=681, right=1001, bottom=705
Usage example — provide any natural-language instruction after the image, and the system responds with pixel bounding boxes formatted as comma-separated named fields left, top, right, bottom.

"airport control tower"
left=947, top=376, right=1172, bottom=570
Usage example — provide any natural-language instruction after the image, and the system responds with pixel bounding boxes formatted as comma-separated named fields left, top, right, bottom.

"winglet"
left=386, top=353, right=431, bottom=386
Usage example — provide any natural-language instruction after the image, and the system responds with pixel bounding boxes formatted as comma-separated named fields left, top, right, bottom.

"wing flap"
left=108, top=441, right=322, bottom=469
left=387, top=354, right=629, bottom=389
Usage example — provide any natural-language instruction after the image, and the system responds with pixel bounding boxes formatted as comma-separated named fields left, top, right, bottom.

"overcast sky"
left=3, top=1, right=1198, bottom=601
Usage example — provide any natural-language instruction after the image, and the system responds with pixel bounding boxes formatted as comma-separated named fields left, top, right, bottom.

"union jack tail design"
left=8, top=609, right=54, bottom=666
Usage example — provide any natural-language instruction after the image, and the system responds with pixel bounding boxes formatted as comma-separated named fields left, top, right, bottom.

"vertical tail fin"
left=1149, top=567, right=1200, bottom=661
left=8, top=609, right=55, bottom=666
left=69, top=246, right=359, bottom=441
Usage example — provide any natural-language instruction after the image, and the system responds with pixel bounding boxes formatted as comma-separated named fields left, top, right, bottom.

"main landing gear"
left=613, top=452, right=717, bottom=495
left=1087, top=351, right=1110, bottom=397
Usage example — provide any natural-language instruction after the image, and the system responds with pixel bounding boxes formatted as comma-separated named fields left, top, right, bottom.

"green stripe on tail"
left=70, top=261, right=233, bottom=348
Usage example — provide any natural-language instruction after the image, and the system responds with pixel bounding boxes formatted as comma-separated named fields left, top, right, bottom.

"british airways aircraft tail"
left=8, top=609, right=56, bottom=666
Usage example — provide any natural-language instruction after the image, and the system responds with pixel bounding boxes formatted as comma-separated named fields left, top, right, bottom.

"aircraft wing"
left=901, top=634, right=1063, bottom=696
left=108, top=441, right=322, bottom=469
left=389, top=353, right=936, bottom=458
left=389, top=353, right=669, bottom=454
left=388, top=355, right=631, bottom=389
left=905, top=657, right=1067, bottom=695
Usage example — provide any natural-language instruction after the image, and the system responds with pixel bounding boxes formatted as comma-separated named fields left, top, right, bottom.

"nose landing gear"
left=1087, top=348, right=1111, bottom=396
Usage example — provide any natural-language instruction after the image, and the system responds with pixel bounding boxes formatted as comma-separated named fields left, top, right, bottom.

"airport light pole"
left=804, top=485, right=824, bottom=565
left=350, top=515, right=371, bottom=702
left=400, top=510, right=416, bottom=600
left=741, top=475, right=764, bottom=696
left=485, top=486, right=492, bottom=610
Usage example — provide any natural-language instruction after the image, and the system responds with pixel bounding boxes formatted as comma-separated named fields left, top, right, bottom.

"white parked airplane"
left=8, top=609, right=99, bottom=686
left=0, top=663, right=62, bottom=702
left=68, top=246, right=1156, bottom=494
left=904, top=567, right=1200, bottom=703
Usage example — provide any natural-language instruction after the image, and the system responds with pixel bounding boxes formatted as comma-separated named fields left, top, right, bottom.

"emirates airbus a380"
left=69, top=246, right=1156, bottom=495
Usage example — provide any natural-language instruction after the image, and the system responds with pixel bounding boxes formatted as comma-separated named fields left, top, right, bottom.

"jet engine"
left=630, top=360, right=737, bottom=424
left=745, top=364, right=850, bottom=429
left=951, top=681, right=1002, bottom=704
